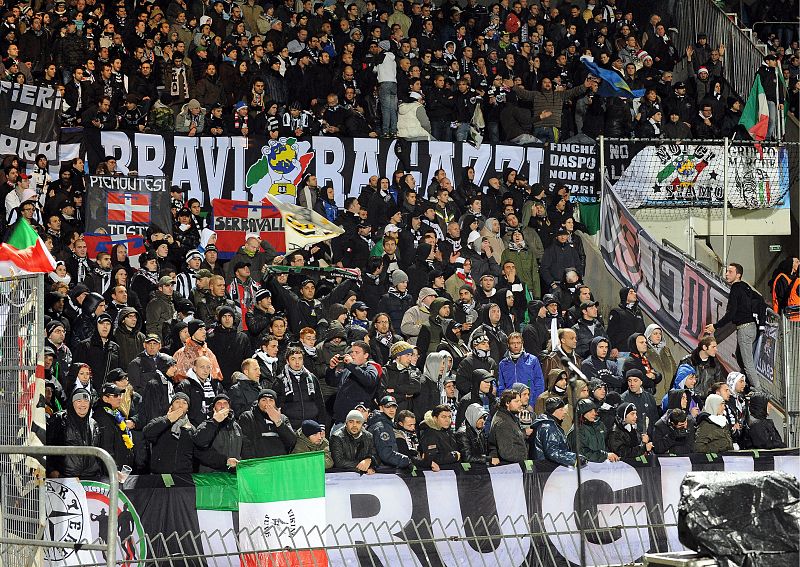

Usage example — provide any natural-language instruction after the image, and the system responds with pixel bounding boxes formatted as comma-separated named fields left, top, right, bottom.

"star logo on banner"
left=652, top=183, right=661, bottom=192
left=709, top=171, right=718, bottom=180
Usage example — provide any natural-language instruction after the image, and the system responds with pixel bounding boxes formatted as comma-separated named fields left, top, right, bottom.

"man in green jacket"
left=511, top=75, right=597, bottom=142
left=567, top=399, right=620, bottom=463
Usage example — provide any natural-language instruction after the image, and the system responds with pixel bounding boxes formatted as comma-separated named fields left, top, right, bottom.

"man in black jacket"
left=419, top=404, right=461, bottom=470
left=652, top=408, right=695, bottom=455
left=330, top=410, right=378, bottom=473
left=572, top=301, right=608, bottom=359
left=330, top=341, right=380, bottom=424
left=128, top=335, right=174, bottom=392
left=238, top=389, right=296, bottom=459
left=47, top=388, right=101, bottom=479
left=367, top=395, right=412, bottom=469
left=93, top=383, right=135, bottom=473
left=607, top=287, right=646, bottom=357
left=142, top=392, right=195, bottom=474
left=193, top=394, right=243, bottom=471
left=207, top=306, right=251, bottom=389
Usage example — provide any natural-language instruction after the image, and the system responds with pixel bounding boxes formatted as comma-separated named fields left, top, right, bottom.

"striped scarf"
left=104, top=406, right=133, bottom=449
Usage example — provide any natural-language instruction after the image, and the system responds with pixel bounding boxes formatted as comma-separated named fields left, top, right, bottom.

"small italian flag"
left=0, top=218, right=57, bottom=277
left=238, top=453, right=328, bottom=567
left=739, top=74, right=770, bottom=141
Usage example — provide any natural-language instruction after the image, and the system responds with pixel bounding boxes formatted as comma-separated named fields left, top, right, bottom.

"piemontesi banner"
left=0, top=81, right=61, bottom=161
left=238, top=453, right=327, bottom=567
left=263, top=194, right=345, bottom=252
left=43, top=452, right=800, bottom=567
left=211, top=199, right=285, bottom=255
left=84, top=175, right=172, bottom=257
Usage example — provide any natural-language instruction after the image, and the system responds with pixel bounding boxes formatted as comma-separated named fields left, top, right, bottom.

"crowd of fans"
left=0, top=0, right=795, bottom=144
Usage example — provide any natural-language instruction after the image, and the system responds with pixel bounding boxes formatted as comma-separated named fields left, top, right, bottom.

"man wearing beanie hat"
left=531, top=396, right=586, bottom=467
left=175, top=249, right=203, bottom=300
left=173, top=319, right=223, bottom=383
left=245, top=288, right=276, bottom=350
left=46, top=388, right=102, bottom=479
left=378, top=269, right=414, bottom=331
left=238, top=388, right=297, bottom=458
left=330, top=408, right=378, bottom=473
left=400, top=287, right=438, bottom=345
left=383, top=341, right=420, bottom=413
left=45, top=320, right=72, bottom=388
left=72, top=312, right=122, bottom=392
left=607, top=402, right=654, bottom=458
left=567, top=399, right=619, bottom=463
left=367, top=395, right=412, bottom=469
left=207, top=305, right=251, bottom=389
left=620, top=369, right=659, bottom=437
left=143, top=391, right=196, bottom=474
left=292, top=419, right=333, bottom=469
left=194, top=393, right=244, bottom=472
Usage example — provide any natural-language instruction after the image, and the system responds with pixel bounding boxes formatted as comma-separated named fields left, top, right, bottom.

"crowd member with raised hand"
left=238, top=389, right=297, bottom=459
left=142, top=392, right=196, bottom=474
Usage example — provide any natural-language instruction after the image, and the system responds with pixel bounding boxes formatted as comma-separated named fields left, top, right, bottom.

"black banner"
left=85, top=175, right=172, bottom=238
left=0, top=81, right=61, bottom=161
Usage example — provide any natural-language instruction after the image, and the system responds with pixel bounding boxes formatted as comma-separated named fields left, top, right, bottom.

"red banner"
left=211, top=199, right=285, bottom=256
left=83, top=233, right=147, bottom=260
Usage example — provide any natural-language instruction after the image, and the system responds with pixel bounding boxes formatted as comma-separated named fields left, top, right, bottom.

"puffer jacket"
left=378, top=288, right=415, bottom=331
left=330, top=427, right=378, bottom=471
left=46, top=406, right=102, bottom=478
left=454, top=422, right=488, bottom=464
left=367, top=411, right=412, bottom=468
left=498, top=350, right=545, bottom=398
left=488, top=407, right=528, bottom=464
left=397, top=101, right=432, bottom=141
left=418, top=411, right=461, bottom=467
left=531, top=413, right=581, bottom=467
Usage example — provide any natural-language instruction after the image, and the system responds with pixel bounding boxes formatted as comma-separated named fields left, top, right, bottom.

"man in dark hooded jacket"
left=238, top=389, right=296, bottom=458
left=207, top=305, right=251, bottom=388
left=607, top=287, right=646, bottom=355
left=193, top=393, right=244, bottom=471
left=746, top=393, right=785, bottom=449
left=73, top=313, right=122, bottom=390
left=652, top=408, right=695, bottom=455
left=522, top=300, right=549, bottom=357
left=580, top=337, right=625, bottom=392
left=571, top=300, right=608, bottom=359
left=113, top=306, right=145, bottom=370
left=455, top=403, right=489, bottom=463
left=47, top=388, right=102, bottom=479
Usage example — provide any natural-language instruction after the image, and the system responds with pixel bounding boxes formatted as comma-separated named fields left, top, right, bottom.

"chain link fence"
left=0, top=274, right=46, bottom=567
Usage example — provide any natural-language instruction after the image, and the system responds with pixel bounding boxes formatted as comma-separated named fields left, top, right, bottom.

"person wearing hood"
left=367, top=395, right=413, bottom=469
left=417, top=296, right=453, bottom=364
left=331, top=409, right=379, bottom=473
left=580, top=337, right=624, bottom=392
left=498, top=332, right=545, bottom=398
left=621, top=333, right=662, bottom=394
left=542, top=293, right=566, bottom=332
left=435, top=318, right=470, bottom=368
left=724, top=371, right=748, bottom=446
left=531, top=396, right=586, bottom=467
left=534, top=368, right=571, bottom=419
left=662, top=364, right=701, bottom=414
left=94, top=382, right=135, bottom=472
left=401, top=287, right=437, bottom=345
left=568, top=399, right=619, bottom=463
left=176, top=355, right=224, bottom=427
left=143, top=391, right=196, bottom=474
left=173, top=319, right=224, bottom=383
left=589, top=380, right=618, bottom=432
left=276, top=346, right=327, bottom=429
left=415, top=351, right=454, bottom=420
left=607, top=287, right=646, bottom=355
left=471, top=302, right=512, bottom=360
left=397, top=90, right=433, bottom=141
left=47, top=388, right=102, bottom=479
left=378, top=270, right=416, bottom=332
left=194, top=393, right=244, bottom=472
left=456, top=369, right=497, bottom=427
left=540, top=228, right=583, bottom=289
left=571, top=300, right=608, bottom=360
left=455, top=329, right=499, bottom=397
left=113, top=306, right=145, bottom=370
left=607, top=402, right=653, bottom=458
left=652, top=408, right=695, bottom=455
left=239, top=389, right=297, bottom=459
left=520, top=302, right=547, bottom=359
left=292, top=419, right=333, bottom=469
left=746, top=393, right=785, bottom=449
left=620, top=369, right=660, bottom=437
left=643, top=324, right=677, bottom=401
left=73, top=312, right=122, bottom=391
left=454, top=403, right=489, bottom=464
left=207, top=305, right=251, bottom=388
left=694, top=393, right=734, bottom=453
left=71, top=291, right=108, bottom=347
left=419, top=405, right=461, bottom=470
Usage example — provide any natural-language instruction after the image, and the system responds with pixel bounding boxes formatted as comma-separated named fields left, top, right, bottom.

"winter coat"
left=238, top=407, right=296, bottom=459
left=143, top=415, right=195, bottom=474
left=580, top=337, right=625, bottom=392
left=175, top=370, right=224, bottom=427
left=607, top=295, right=646, bottom=352
left=694, top=412, right=733, bottom=453
left=73, top=334, right=121, bottom=391
left=331, top=361, right=381, bottom=424
left=93, top=400, right=135, bottom=470
left=572, top=317, right=609, bottom=360
left=330, top=427, right=378, bottom=471
left=173, top=338, right=224, bottom=383
left=498, top=352, right=545, bottom=399
left=488, top=408, right=528, bottom=464
left=397, top=101, right=433, bottom=140
left=419, top=412, right=461, bottom=467
left=378, top=289, right=415, bottom=332
left=531, top=413, right=580, bottom=467
left=540, top=239, right=584, bottom=287
left=114, top=307, right=146, bottom=369
left=207, top=326, right=251, bottom=388
left=47, top=407, right=102, bottom=478
left=276, top=367, right=327, bottom=429
left=193, top=415, right=244, bottom=472
left=382, top=363, right=421, bottom=412
left=746, top=394, right=785, bottom=449
left=145, top=291, right=176, bottom=340
left=567, top=418, right=610, bottom=462
left=454, top=353, right=498, bottom=398
left=500, top=246, right=540, bottom=297
left=652, top=411, right=695, bottom=455
left=288, top=429, right=331, bottom=466
left=400, top=299, right=431, bottom=345
left=127, top=350, right=174, bottom=393
left=367, top=411, right=412, bottom=468
left=228, top=376, right=262, bottom=417
left=454, top=422, right=489, bottom=464
left=621, top=334, right=663, bottom=394
left=620, top=388, right=660, bottom=437
left=678, top=351, right=724, bottom=399
left=607, top=422, right=648, bottom=459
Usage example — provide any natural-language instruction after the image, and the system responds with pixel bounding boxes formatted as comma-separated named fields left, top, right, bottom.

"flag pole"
left=722, top=137, right=729, bottom=266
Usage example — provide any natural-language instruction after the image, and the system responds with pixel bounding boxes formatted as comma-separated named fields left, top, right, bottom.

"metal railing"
left=672, top=0, right=767, bottom=100
left=63, top=504, right=682, bottom=567
left=0, top=446, right=119, bottom=567
left=780, top=306, right=800, bottom=447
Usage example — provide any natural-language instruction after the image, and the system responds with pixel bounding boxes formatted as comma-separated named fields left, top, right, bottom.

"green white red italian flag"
left=238, top=453, right=328, bottom=567
left=739, top=74, right=770, bottom=141
left=0, top=218, right=56, bottom=277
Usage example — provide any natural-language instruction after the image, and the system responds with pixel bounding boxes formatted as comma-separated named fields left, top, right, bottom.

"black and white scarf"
left=93, top=266, right=112, bottom=294
left=376, top=331, right=394, bottom=346
left=170, top=66, right=189, bottom=99
left=72, top=252, right=90, bottom=282
left=282, top=366, right=316, bottom=398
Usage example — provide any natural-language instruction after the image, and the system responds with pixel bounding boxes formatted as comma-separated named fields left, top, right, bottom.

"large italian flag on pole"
left=238, top=453, right=328, bottom=567
left=0, top=219, right=57, bottom=277
left=739, top=74, right=769, bottom=141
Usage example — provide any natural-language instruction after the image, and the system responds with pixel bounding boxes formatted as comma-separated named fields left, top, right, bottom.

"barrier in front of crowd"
left=0, top=274, right=47, bottom=567
left=41, top=451, right=800, bottom=567
left=780, top=306, right=800, bottom=446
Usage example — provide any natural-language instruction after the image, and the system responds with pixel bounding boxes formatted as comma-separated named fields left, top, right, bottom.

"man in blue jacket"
left=498, top=332, right=544, bottom=400
left=367, top=395, right=412, bottom=469
left=531, top=397, right=587, bottom=467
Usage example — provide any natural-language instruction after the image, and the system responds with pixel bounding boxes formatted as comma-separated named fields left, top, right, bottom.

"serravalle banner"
left=84, top=175, right=172, bottom=257
left=57, top=132, right=601, bottom=206
left=211, top=198, right=284, bottom=255
left=0, top=81, right=61, bottom=161
left=599, top=178, right=777, bottom=385
left=44, top=452, right=800, bottom=567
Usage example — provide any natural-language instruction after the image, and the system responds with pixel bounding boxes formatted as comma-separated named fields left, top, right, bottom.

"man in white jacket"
left=374, top=40, right=398, bottom=137
left=397, top=92, right=433, bottom=141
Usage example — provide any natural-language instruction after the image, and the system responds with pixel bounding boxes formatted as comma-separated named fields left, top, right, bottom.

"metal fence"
left=780, top=306, right=800, bottom=447
left=671, top=0, right=767, bottom=100
left=62, top=504, right=681, bottom=567
left=0, top=275, right=46, bottom=567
